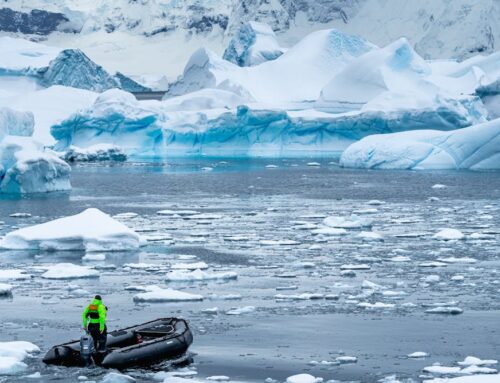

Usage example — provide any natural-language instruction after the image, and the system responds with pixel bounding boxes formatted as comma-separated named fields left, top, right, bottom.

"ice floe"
left=40, top=263, right=99, bottom=279
left=0, top=208, right=142, bottom=252
left=133, top=286, right=203, bottom=302
left=0, top=341, right=39, bottom=375
left=166, top=269, right=238, bottom=282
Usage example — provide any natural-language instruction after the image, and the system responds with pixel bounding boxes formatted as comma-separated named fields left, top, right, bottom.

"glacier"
left=339, top=118, right=500, bottom=170
left=223, top=21, right=285, bottom=67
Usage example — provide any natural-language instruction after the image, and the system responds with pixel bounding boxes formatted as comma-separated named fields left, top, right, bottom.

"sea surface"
left=1, top=159, right=499, bottom=383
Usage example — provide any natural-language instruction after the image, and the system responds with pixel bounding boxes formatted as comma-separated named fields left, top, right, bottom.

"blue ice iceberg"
left=51, top=89, right=165, bottom=157
left=340, top=118, right=500, bottom=170
left=223, top=22, right=284, bottom=66
left=51, top=88, right=482, bottom=159
left=0, top=136, right=71, bottom=193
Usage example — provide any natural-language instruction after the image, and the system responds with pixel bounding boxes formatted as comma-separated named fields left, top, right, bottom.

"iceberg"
left=340, top=117, right=500, bottom=170
left=40, top=263, right=99, bottom=279
left=0, top=208, right=142, bottom=251
left=53, top=96, right=482, bottom=158
left=320, top=38, right=434, bottom=108
left=51, top=89, right=165, bottom=157
left=223, top=21, right=284, bottom=66
left=166, top=29, right=375, bottom=103
left=132, top=286, right=204, bottom=303
left=0, top=136, right=71, bottom=194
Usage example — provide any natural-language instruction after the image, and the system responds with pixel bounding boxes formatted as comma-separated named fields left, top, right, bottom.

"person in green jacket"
left=82, top=295, right=108, bottom=352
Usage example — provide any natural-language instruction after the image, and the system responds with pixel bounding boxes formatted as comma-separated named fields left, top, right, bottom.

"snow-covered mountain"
left=1, top=0, right=499, bottom=77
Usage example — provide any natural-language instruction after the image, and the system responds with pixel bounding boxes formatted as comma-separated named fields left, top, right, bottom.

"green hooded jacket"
left=82, top=298, right=107, bottom=331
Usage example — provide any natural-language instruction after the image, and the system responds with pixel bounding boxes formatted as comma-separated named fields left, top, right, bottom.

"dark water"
left=1, top=159, right=499, bottom=383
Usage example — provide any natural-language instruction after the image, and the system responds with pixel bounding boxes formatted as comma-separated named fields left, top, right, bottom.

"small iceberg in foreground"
left=0, top=341, right=39, bottom=375
left=0, top=208, right=142, bottom=252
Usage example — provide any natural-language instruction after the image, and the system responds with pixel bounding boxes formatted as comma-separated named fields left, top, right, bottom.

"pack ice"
left=0, top=341, right=39, bottom=375
left=340, top=117, right=500, bottom=170
left=0, top=107, right=70, bottom=194
left=0, top=208, right=142, bottom=251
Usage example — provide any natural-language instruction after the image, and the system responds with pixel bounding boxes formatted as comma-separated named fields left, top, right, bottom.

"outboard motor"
left=80, top=332, right=94, bottom=367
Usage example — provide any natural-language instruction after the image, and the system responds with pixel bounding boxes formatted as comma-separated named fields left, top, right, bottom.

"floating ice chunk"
left=340, top=264, right=371, bottom=270
left=311, top=227, right=348, bottom=236
left=0, top=208, right=142, bottom=252
left=260, top=239, right=300, bottom=246
left=123, top=263, right=158, bottom=270
left=275, top=293, right=324, bottom=301
left=323, top=215, right=372, bottom=229
left=419, top=261, right=448, bottom=268
left=469, top=232, right=494, bottom=240
left=341, top=270, right=356, bottom=277
left=201, top=307, right=219, bottom=315
left=358, top=231, right=384, bottom=241
left=423, top=275, right=441, bottom=283
left=408, top=351, right=429, bottom=358
left=0, top=341, right=39, bottom=375
left=390, top=256, right=411, bottom=262
left=439, top=257, right=477, bottom=264
left=223, top=21, right=284, bottom=67
left=0, top=136, right=71, bottom=194
left=423, top=374, right=500, bottom=382
left=41, top=263, right=99, bottom=280
left=425, top=307, right=463, bottom=315
left=206, top=376, right=230, bottom=382
left=286, top=374, right=323, bottom=383
left=156, top=210, right=199, bottom=216
left=133, top=286, right=203, bottom=303
left=0, top=270, right=30, bottom=280
left=458, top=356, right=498, bottom=366
left=9, top=213, right=31, bottom=218
left=423, top=365, right=462, bottom=375
left=362, top=280, right=384, bottom=290
left=82, top=253, right=106, bottom=261
left=63, top=144, right=127, bottom=162
left=0, top=283, right=13, bottom=296
left=113, top=212, right=138, bottom=219
left=432, top=184, right=447, bottom=189
left=101, top=372, right=136, bottom=383
left=226, top=306, right=255, bottom=315
left=357, top=302, right=395, bottom=309
left=208, top=294, right=242, bottom=301
left=451, top=275, right=465, bottom=282
left=336, top=356, right=358, bottom=364
left=367, top=200, right=385, bottom=205
left=166, top=269, right=238, bottom=282
left=353, top=208, right=378, bottom=214
left=433, top=229, right=465, bottom=241
left=171, top=262, right=208, bottom=271
left=307, top=162, right=320, bottom=167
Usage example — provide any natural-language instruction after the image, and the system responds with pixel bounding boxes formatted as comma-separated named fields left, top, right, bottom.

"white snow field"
left=340, top=117, right=500, bottom=170
left=0, top=208, right=142, bottom=251
left=0, top=341, right=39, bottom=375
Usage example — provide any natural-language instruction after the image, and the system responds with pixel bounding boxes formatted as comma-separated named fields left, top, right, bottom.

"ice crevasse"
left=340, top=117, right=500, bottom=170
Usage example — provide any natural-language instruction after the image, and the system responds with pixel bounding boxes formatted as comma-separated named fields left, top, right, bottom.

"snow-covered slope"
left=340, top=118, right=500, bottom=170
left=167, top=29, right=375, bottom=103
left=1, top=0, right=500, bottom=77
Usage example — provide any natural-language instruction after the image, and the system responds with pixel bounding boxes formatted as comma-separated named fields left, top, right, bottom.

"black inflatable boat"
left=43, top=318, right=193, bottom=369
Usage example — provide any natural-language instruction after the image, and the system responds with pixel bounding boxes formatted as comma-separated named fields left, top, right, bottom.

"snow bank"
left=340, top=117, right=500, bottom=170
left=133, top=286, right=203, bottom=302
left=0, top=208, right=142, bottom=251
left=223, top=21, right=284, bottom=66
left=0, top=341, right=39, bottom=375
left=41, top=263, right=99, bottom=279
left=0, top=136, right=71, bottom=194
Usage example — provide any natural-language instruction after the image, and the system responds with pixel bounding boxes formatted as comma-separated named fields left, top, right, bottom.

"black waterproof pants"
left=87, top=323, right=107, bottom=352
